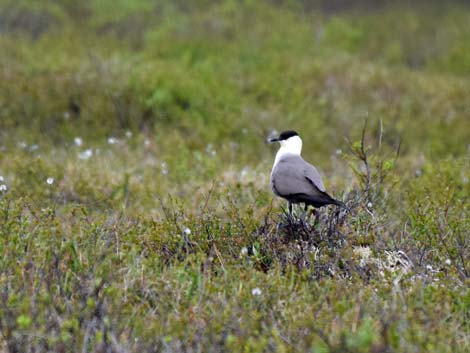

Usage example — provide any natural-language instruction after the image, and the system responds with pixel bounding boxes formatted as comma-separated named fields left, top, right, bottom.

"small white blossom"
left=46, top=177, right=54, bottom=185
left=18, top=142, right=27, bottom=149
left=426, top=265, right=433, bottom=271
left=240, top=247, right=248, bottom=256
left=125, top=130, right=132, bottom=138
left=78, top=149, right=93, bottom=160
left=183, top=227, right=191, bottom=236
left=445, top=259, right=452, bottom=266
left=161, top=162, right=168, bottom=175
left=74, top=137, right=83, bottom=147
left=0, top=184, right=7, bottom=192
left=367, top=202, right=373, bottom=209
left=240, top=167, right=249, bottom=179
left=335, top=149, right=342, bottom=155
left=251, top=288, right=262, bottom=296
left=0, top=176, right=3, bottom=182
left=107, top=137, right=118, bottom=145
left=144, top=139, right=151, bottom=147
left=206, top=143, right=216, bottom=156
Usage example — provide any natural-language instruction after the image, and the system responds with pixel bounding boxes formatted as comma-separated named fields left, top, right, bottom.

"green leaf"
left=17, top=314, right=32, bottom=329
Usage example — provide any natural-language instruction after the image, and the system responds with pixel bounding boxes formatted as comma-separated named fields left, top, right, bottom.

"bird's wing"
left=301, top=158, right=326, bottom=192
left=271, top=156, right=326, bottom=197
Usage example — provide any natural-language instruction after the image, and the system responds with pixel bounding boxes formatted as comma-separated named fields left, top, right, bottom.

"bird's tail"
left=331, top=198, right=350, bottom=212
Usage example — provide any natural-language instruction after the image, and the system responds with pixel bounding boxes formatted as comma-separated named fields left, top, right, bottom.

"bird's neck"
left=274, top=145, right=302, bottom=167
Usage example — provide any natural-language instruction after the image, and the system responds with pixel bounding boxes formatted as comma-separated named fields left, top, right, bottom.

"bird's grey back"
left=270, top=154, right=326, bottom=198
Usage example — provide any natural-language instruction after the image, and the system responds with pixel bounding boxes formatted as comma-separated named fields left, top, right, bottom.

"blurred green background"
left=1, top=0, right=469, bottom=156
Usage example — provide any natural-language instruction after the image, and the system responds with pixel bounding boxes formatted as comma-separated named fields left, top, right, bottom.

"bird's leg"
left=288, top=201, right=293, bottom=220
left=301, top=204, right=308, bottom=223
left=311, top=208, right=319, bottom=228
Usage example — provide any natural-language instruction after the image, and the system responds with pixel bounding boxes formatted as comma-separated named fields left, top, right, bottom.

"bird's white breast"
left=272, top=135, right=302, bottom=168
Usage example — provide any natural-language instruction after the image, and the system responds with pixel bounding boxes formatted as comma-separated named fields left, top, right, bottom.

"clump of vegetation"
left=0, top=1, right=469, bottom=352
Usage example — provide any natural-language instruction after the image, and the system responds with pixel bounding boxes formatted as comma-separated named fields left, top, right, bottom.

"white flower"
left=78, top=149, right=93, bottom=160
left=206, top=144, right=216, bottom=156
left=125, top=130, right=132, bottom=138
left=240, top=247, right=248, bottom=256
left=0, top=176, right=3, bottom=182
left=335, top=149, right=342, bottom=155
left=240, top=167, right=249, bottom=179
left=161, top=162, right=168, bottom=175
left=0, top=184, right=7, bottom=192
left=144, top=139, right=151, bottom=147
left=183, top=227, right=191, bottom=236
left=74, top=137, right=83, bottom=147
left=251, top=287, right=262, bottom=296
left=367, top=202, right=373, bottom=209
left=426, top=265, right=433, bottom=271
left=445, top=259, right=452, bottom=266
left=46, top=177, right=54, bottom=185
left=18, top=142, right=27, bottom=149
left=107, top=137, right=118, bottom=145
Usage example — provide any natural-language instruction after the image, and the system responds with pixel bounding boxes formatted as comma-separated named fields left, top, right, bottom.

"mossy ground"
left=0, top=1, right=469, bottom=352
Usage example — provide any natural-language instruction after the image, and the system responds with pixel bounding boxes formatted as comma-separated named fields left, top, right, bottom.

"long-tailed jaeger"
left=269, top=130, right=345, bottom=214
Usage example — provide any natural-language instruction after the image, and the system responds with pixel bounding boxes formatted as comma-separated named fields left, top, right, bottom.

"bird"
left=269, top=130, right=346, bottom=215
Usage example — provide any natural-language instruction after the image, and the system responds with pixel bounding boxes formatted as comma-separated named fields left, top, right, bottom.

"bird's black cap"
left=269, top=130, right=299, bottom=142
left=279, top=130, right=299, bottom=140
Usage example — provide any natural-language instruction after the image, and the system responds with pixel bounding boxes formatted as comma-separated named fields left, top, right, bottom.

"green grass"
left=0, top=1, right=469, bottom=352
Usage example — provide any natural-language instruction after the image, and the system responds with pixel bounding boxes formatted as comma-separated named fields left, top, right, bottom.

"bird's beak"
left=268, top=137, right=280, bottom=143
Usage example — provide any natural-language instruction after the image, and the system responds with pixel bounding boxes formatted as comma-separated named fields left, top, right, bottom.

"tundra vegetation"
left=0, top=1, right=469, bottom=352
